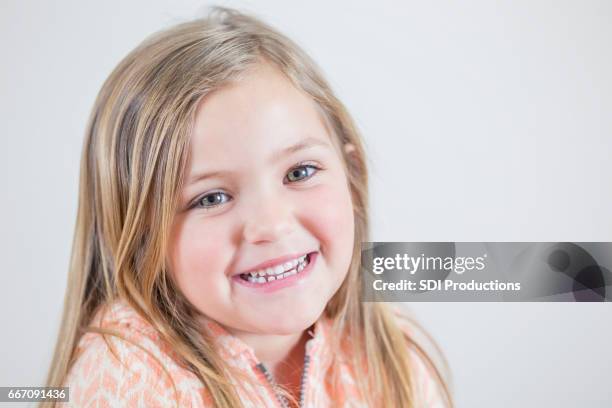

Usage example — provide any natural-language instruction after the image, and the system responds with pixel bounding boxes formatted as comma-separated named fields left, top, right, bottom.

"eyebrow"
left=185, top=137, right=331, bottom=186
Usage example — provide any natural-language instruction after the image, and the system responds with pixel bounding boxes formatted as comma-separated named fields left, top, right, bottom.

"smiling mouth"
left=238, top=253, right=312, bottom=284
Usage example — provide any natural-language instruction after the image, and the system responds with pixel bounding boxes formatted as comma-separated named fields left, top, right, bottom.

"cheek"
left=301, top=177, right=355, bottom=274
left=167, top=217, right=230, bottom=297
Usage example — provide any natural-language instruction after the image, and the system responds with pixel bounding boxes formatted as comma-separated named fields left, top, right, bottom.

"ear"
left=344, top=143, right=356, bottom=155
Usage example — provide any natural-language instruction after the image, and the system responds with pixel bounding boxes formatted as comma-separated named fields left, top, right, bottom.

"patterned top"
left=60, top=299, right=447, bottom=407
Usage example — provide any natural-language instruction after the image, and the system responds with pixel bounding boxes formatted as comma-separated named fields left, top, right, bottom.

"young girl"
left=45, top=7, right=452, bottom=408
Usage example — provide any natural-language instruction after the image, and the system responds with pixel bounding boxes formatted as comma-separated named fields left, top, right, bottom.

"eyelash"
left=189, top=162, right=322, bottom=211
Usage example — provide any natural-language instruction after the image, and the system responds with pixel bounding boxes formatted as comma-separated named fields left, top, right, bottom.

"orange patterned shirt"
left=61, top=299, right=447, bottom=407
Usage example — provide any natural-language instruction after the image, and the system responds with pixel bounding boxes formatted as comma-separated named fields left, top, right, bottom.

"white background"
left=1, top=0, right=611, bottom=406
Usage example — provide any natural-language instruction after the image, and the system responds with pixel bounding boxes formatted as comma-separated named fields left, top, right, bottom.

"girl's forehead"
left=189, top=64, right=334, bottom=160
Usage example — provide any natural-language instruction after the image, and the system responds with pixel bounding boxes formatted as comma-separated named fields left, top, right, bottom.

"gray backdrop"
left=1, top=0, right=611, bottom=406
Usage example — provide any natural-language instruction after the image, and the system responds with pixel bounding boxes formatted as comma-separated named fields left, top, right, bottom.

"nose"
left=241, top=190, right=296, bottom=244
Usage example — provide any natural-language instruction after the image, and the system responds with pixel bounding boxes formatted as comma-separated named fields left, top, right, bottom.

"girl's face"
left=167, top=63, right=355, bottom=336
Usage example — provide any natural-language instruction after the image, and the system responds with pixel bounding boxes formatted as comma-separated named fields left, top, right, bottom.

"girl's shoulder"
left=60, top=299, right=207, bottom=407
left=388, top=305, right=452, bottom=408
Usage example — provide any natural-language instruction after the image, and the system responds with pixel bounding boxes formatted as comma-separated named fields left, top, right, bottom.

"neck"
left=234, top=328, right=310, bottom=373
left=231, top=326, right=313, bottom=401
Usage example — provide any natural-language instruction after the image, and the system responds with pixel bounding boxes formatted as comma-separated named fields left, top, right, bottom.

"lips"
left=233, top=252, right=318, bottom=292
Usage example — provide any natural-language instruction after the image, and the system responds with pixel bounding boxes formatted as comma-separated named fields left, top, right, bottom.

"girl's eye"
left=285, top=164, right=320, bottom=183
left=192, top=191, right=231, bottom=210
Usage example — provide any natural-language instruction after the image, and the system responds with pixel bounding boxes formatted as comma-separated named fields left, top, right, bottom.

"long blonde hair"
left=44, top=7, right=452, bottom=407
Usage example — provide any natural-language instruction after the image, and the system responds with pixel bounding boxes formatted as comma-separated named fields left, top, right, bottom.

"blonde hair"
left=44, top=7, right=453, bottom=407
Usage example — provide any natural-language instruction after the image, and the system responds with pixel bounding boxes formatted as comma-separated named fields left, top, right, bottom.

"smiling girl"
left=44, top=7, right=452, bottom=408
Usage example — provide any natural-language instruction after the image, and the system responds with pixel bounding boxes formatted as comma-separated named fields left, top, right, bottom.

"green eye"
left=285, top=165, right=319, bottom=183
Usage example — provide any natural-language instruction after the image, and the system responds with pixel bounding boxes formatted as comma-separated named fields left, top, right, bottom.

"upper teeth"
left=247, top=254, right=307, bottom=278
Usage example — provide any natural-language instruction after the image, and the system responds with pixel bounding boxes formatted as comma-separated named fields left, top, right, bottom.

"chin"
left=252, top=304, right=324, bottom=335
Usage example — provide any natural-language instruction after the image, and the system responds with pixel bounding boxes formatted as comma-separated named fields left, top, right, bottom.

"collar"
left=96, top=299, right=332, bottom=364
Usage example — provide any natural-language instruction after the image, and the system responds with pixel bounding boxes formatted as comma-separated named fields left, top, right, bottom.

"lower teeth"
left=242, top=254, right=310, bottom=284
